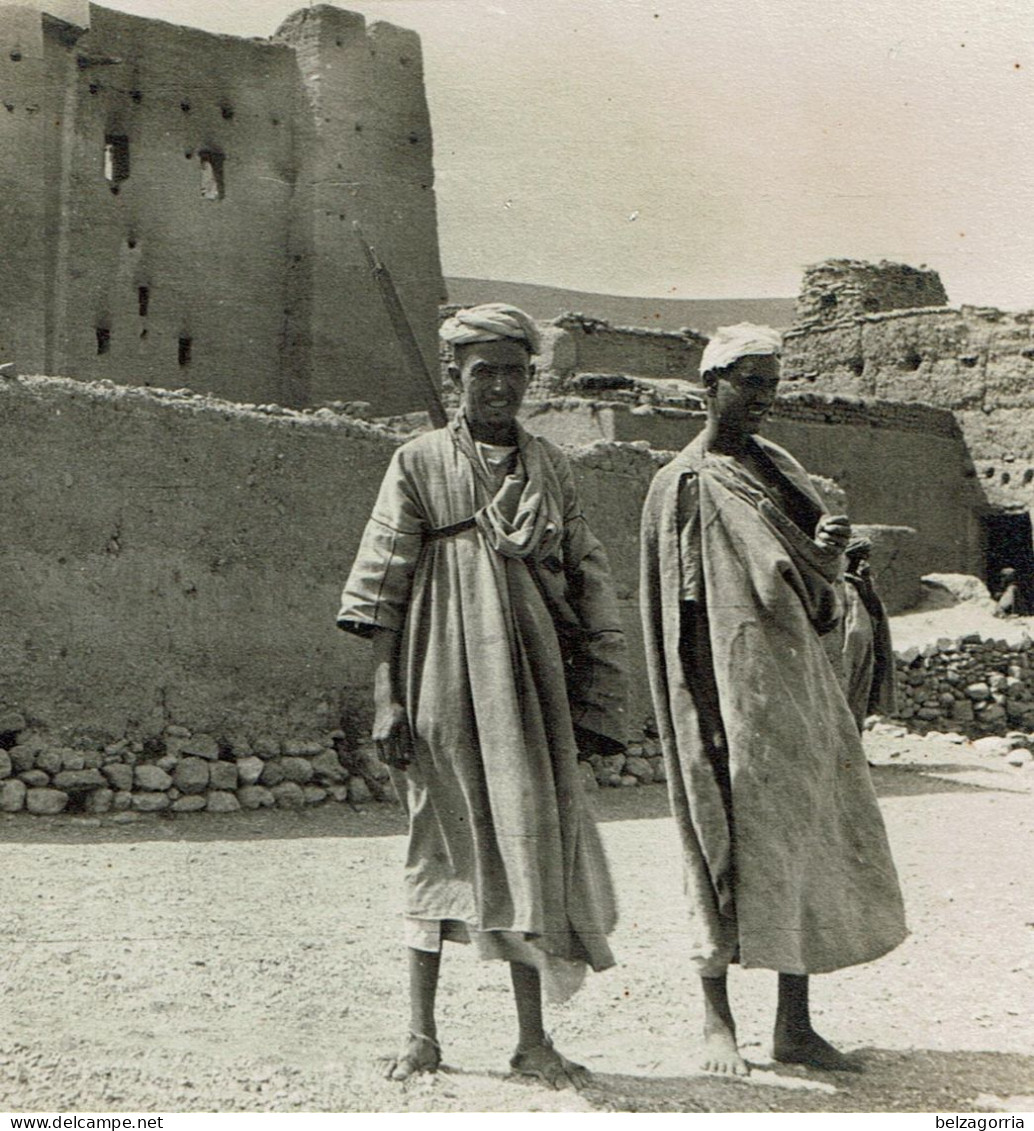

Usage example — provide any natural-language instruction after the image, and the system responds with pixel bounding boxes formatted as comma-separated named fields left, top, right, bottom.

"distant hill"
left=445, top=277, right=796, bottom=336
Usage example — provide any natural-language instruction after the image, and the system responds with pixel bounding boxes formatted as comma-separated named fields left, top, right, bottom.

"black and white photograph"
left=0, top=0, right=1032, bottom=1120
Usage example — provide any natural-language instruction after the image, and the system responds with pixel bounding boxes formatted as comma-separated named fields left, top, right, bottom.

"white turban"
left=440, top=303, right=541, bottom=355
left=699, top=323, right=782, bottom=378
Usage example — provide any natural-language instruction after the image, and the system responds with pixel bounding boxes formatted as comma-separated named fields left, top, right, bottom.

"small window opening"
left=198, top=149, right=225, bottom=200
left=180, top=100, right=191, bottom=113
left=96, top=326, right=111, bottom=355
left=1023, top=469, right=1033, bottom=485
left=984, top=467, right=995, bottom=479
left=138, top=286, right=149, bottom=318
left=1001, top=471, right=1011, bottom=485
left=178, top=336, right=192, bottom=366
left=10, top=51, right=22, bottom=62
left=903, top=350, right=922, bottom=371
left=220, top=103, right=234, bottom=120
left=104, top=134, right=130, bottom=188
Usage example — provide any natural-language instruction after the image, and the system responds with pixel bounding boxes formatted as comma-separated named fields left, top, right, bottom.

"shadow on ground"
left=870, top=764, right=1014, bottom=798
left=574, top=1048, right=1034, bottom=1113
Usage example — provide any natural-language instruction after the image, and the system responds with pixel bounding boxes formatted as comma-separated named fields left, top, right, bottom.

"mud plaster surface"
left=0, top=730, right=1031, bottom=1115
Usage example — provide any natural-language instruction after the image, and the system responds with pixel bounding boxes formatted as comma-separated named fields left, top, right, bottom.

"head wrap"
left=440, top=303, right=541, bottom=356
left=700, top=322, right=782, bottom=378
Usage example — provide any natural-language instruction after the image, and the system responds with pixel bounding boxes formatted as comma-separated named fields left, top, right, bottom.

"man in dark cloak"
left=640, top=324, right=906, bottom=1076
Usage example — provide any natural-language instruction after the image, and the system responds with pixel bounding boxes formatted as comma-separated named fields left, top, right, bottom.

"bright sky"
left=102, top=0, right=1033, bottom=308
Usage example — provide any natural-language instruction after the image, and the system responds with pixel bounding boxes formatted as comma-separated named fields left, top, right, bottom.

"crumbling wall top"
left=795, top=258, right=950, bottom=330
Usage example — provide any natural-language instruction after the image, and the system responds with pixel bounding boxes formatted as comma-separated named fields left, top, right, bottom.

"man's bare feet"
left=699, top=973, right=749, bottom=1076
left=773, top=1026, right=861, bottom=1073
left=510, top=1035, right=590, bottom=1090
left=380, top=1031, right=442, bottom=1081
left=700, top=1022, right=750, bottom=1076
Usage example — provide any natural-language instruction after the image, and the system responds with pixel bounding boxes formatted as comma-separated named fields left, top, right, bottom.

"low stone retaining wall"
left=0, top=717, right=392, bottom=816
left=892, top=633, right=1034, bottom=732
left=0, top=715, right=665, bottom=815
left=7, top=629, right=1034, bottom=817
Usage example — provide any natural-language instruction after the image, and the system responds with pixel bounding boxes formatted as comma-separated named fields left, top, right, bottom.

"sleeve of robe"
left=336, top=445, right=428, bottom=637
left=552, top=449, right=629, bottom=751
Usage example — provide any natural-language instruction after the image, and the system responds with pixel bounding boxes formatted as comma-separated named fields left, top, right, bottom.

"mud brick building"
left=0, top=1, right=444, bottom=412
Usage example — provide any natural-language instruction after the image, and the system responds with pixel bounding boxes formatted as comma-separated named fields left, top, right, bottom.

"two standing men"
left=339, top=309, right=906, bottom=1083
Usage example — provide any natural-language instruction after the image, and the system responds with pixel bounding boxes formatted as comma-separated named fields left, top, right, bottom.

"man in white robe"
left=338, top=304, right=626, bottom=1086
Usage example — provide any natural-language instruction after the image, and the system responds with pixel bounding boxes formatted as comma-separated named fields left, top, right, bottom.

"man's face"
left=453, top=339, right=532, bottom=430
left=711, top=353, right=780, bottom=432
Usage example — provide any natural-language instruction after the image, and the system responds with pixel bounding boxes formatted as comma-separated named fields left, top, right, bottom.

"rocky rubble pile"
left=892, top=633, right=1034, bottom=732
left=0, top=715, right=393, bottom=817
left=583, top=732, right=666, bottom=789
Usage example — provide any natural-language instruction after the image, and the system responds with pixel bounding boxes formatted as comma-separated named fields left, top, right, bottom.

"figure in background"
left=640, top=324, right=907, bottom=1077
left=994, top=567, right=1021, bottom=618
left=338, top=304, right=627, bottom=1087
left=842, top=537, right=897, bottom=731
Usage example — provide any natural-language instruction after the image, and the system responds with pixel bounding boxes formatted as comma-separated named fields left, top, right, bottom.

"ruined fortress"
left=781, top=258, right=1034, bottom=608
left=1, top=4, right=1032, bottom=817
left=0, top=0, right=443, bottom=412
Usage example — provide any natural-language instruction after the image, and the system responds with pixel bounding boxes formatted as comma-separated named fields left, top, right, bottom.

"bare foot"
left=510, top=1036, right=590, bottom=1090
left=699, top=1024, right=750, bottom=1076
left=379, top=1031, right=441, bottom=1081
left=773, top=1027, right=861, bottom=1073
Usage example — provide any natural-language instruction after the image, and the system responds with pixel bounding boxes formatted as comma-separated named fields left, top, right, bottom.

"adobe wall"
left=277, top=7, right=444, bottom=410
left=782, top=298, right=1034, bottom=506
left=0, top=373, right=658, bottom=814
left=522, top=392, right=984, bottom=593
left=0, top=3, right=444, bottom=413
left=548, top=314, right=705, bottom=387
left=0, top=7, right=66, bottom=372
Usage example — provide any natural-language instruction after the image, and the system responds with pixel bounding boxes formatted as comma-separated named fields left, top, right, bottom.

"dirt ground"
left=0, top=728, right=1031, bottom=1115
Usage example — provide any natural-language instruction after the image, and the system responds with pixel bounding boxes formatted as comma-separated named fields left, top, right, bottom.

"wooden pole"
left=353, top=222, right=447, bottom=429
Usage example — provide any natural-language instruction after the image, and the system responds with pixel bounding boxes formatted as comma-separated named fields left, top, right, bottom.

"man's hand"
left=816, top=513, right=851, bottom=553
left=373, top=700, right=413, bottom=770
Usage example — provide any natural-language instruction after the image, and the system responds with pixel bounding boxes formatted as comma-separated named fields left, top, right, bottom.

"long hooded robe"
left=640, top=433, right=906, bottom=976
left=338, top=414, right=625, bottom=996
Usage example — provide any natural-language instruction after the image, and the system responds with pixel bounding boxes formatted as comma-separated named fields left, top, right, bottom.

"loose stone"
left=26, top=788, right=69, bottom=815
left=134, top=764, right=173, bottom=791
left=271, top=781, right=305, bottom=809
left=237, top=785, right=276, bottom=810
left=133, top=792, right=171, bottom=812
left=0, top=779, right=27, bottom=812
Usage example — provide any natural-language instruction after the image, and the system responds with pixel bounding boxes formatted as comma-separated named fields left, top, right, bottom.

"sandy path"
left=0, top=734, right=1031, bottom=1114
